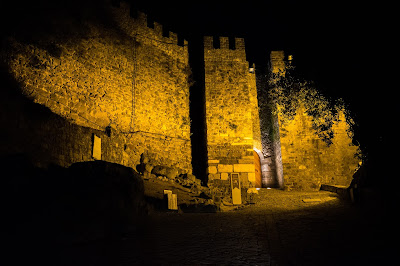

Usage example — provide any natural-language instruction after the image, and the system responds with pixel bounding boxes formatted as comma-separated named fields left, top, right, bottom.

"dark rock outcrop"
left=1, top=156, right=147, bottom=248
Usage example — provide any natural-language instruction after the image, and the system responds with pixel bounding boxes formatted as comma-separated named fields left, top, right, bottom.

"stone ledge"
left=217, top=164, right=233, bottom=173
left=238, top=159, right=254, bottom=164
left=320, top=184, right=350, bottom=200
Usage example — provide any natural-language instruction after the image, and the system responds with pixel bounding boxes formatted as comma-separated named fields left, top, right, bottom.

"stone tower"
left=270, top=50, right=286, bottom=75
left=204, top=36, right=262, bottom=191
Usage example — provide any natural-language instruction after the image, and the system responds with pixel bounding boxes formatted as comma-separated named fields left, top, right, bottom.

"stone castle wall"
left=279, top=106, right=360, bottom=190
left=269, top=51, right=360, bottom=191
left=270, top=51, right=285, bottom=75
left=3, top=0, right=360, bottom=192
left=5, top=1, right=192, bottom=173
left=204, top=36, right=262, bottom=190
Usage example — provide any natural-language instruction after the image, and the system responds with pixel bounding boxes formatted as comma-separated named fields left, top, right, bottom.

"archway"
left=253, top=149, right=262, bottom=188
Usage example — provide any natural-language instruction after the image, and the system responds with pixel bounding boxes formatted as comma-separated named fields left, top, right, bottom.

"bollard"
left=164, top=190, right=178, bottom=210
left=231, top=173, right=242, bottom=205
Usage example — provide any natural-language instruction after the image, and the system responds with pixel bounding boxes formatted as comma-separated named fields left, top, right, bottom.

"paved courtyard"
left=20, top=188, right=393, bottom=266
left=122, top=189, right=393, bottom=265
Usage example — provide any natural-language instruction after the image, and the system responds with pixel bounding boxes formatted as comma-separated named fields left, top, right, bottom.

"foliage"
left=266, top=63, right=355, bottom=145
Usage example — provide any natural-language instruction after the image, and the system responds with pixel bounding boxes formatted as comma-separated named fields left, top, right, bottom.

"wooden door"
left=253, top=150, right=262, bottom=188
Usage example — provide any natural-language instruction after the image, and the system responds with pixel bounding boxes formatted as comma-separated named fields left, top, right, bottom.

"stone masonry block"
left=208, top=166, right=217, bottom=174
left=92, top=134, right=101, bottom=160
left=217, top=164, right=233, bottom=173
left=238, top=159, right=254, bottom=164
left=208, top=173, right=220, bottom=180
left=220, top=172, right=229, bottom=180
left=233, top=164, right=255, bottom=172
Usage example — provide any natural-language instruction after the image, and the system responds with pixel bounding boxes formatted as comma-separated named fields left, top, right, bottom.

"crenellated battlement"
left=110, top=1, right=188, bottom=62
left=204, top=36, right=245, bottom=50
left=204, top=36, right=247, bottom=62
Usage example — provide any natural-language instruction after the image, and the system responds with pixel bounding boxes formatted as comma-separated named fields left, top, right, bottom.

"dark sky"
left=137, top=0, right=383, bottom=92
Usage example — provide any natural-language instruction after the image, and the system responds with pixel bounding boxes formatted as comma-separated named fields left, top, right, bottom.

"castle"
left=2, top=0, right=360, bottom=193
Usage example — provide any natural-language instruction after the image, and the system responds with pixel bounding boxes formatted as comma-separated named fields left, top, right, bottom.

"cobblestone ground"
left=33, top=189, right=393, bottom=266
left=108, top=189, right=393, bottom=265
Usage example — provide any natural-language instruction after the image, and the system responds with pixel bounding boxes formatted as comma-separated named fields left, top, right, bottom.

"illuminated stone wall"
left=270, top=51, right=360, bottom=191
left=279, top=106, right=360, bottom=190
left=3, top=0, right=360, bottom=189
left=270, top=51, right=285, bottom=75
left=5, top=1, right=192, bottom=173
left=204, top=36, right=262, bottom=189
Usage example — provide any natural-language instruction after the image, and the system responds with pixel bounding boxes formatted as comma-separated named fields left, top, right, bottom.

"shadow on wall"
left=2, top=0, right=193, bottom=174
left=188, top=35, right=208, bottom=184
left=0, top=68, right=99, bottom=168
left=0, top=69, right=156, bottom=265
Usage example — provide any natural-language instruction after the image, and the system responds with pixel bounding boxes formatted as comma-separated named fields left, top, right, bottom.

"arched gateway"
left=253, top=149, right=262, bottom=188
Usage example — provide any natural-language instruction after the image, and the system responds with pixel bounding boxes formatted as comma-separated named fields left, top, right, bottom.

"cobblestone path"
left=113, top=189, right=393, bottom=265
left=35, top=189, right=392, bottom=266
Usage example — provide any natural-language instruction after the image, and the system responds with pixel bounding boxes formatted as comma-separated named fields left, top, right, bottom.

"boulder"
left=145, top=163, right=154, bottom=173
left=64, top=161, right=147, bottom=241
left=190, top=184, right=200, bottom=195
left=178, top=173, right=201, bottom=185
left=152, top=165, right=178, bottom=180
left=152, top=165, right=167, bottom=176
left=142, top=163, right=154, bottom=179
left=166, top=167, right=178, bottom=180
left=1, top=158, right=147, bottom=251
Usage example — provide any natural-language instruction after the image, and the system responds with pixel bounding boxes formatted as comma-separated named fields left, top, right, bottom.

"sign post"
left=164, top=190, right=178, bottom=210
left=231, top=173, right=242, bottom=205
